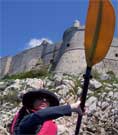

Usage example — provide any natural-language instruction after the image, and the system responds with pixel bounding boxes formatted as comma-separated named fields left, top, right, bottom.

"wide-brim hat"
left=22, top=89, right=59, bottom=108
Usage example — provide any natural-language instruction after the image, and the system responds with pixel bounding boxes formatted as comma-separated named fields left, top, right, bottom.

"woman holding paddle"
left=10, top=89, right=82, bottom=135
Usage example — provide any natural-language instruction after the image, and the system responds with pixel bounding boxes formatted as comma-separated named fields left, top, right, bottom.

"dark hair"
left=14, top=106, right=29, bottom=128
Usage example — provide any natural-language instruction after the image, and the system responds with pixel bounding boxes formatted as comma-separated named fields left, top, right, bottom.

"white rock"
left=86, top=96, right=97, bottom=106
left=26, top=78, right=44, bottom=89
left=113, top=92, right=118, bottom=99
left=101, top=102, right=109, bottom=110
left=54, top=74, right=63, bottom=86
left=105, top=87, right=111, bottom=91
left=59, top=98, right=65, bottom=104
left=14, top=79, right=21, bottom=84
left=86, top=97, right=97, bottom=112
left=113, top=83, right=118, bottom=88
left=108, top=91, right=113, bottom=97
left=62, top=79, right=75, bottom=89
left=57, top=125, right=67, bottom=135
left=100, top=73, right=111, bottom=81
left=57, top=85, right=69, bottom=97
left=0, top=82, right=5, bottom=85
left=89, top=79, right=102, bottom=89
left=77, top=87, right=82, bottom=95
left=104, top=83, right=113, bottom=88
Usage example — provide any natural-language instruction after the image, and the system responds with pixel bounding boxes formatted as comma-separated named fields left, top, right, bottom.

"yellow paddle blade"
left=85, top=0, right=115, bottom=67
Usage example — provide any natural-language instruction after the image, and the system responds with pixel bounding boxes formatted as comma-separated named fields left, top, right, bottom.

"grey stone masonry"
left=55, top=26, right=86, bottom=75
left=0, top=56, right=12, bottom=77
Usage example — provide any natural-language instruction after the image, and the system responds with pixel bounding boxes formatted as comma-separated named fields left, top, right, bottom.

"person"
left=10, top=89, right=83, bottom=135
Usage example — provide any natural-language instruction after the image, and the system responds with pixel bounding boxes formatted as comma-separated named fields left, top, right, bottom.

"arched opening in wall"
left=49, top=59, right=56, bottom=71
left=67, top=43, right=70, bottom=47
left=115, top=53, right=118, bottom=57
left=50, top=59, right=54, bottom=64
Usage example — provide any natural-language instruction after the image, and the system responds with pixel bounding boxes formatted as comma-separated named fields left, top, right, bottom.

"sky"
left=0, top=0, right=118, bottom=57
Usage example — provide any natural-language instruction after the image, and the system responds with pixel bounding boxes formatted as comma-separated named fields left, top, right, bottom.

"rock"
left=86, top=96, right=97, bottom=112
left=113, top=92, right=118, bottom=99
left=26, top=78, right=44, bottom=89
left=89, top=79, right=102, bottom=90
left=0, top=82, right=8, bottom=91
left=57, top=125, right=67, bottom=135
left=86, top=96, right=97, bottom=106
left=108, top=91, right=113, bottom=98
left=87, top=89, right=94, bottom=95
left=104, top=87, right=111, bottom=91
left=0, top=81, right=13, bottom=91
left=104, top=83, right=113, bottom=88
left=76, top=87, right=82, bottom=96
left=113, top=83, right=118, bottom=88
left=99, top=127, right=106, bottom=135
left=53, top=74, right=63, bottom=86
left=101, top=102, right=109, bottom=110
left=14, top=79, right=21, bottom=84
left=45, top=79, right=54, bottom=87
left=0, top=126, right=9, bottom=135
left=62, top=79, right=75, bottom=89
left=57, top=85, right=69, bottom=97
left=100, top=73, right=111, bottom=81
left=59, top=98, right=65, bottom=104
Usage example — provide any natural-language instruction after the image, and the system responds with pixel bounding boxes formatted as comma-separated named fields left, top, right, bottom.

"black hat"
left=22, top=89, right=59, bottom=108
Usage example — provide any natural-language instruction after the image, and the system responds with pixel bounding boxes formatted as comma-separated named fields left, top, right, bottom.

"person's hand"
left=70, top=100, right=81, bottom=110
left=70, top=100, right=83, bottom=116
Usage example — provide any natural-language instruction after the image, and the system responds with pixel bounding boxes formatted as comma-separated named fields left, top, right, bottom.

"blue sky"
left=0, top=0, right=118, bottom=57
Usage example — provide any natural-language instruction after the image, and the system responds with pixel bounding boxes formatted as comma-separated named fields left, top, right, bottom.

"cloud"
left=27, top=38, right=53, bottom=48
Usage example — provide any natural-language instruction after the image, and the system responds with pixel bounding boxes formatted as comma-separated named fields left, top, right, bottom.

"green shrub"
left=0, top=91, right=20, bottom=106
left=70, top=76, right=81, bottom=95
left=91, top=69, right=100, bottom=80
left=2, top=67, right=49, bottom=80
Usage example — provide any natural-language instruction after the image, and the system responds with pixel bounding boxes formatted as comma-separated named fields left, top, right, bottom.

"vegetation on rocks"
left=2, top=66, right=49, bottom=80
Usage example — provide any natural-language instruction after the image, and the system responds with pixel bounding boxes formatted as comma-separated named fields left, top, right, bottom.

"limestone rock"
left=89, top=79, right=102, bottom=90
left=26, top=78, right=44, bottom=89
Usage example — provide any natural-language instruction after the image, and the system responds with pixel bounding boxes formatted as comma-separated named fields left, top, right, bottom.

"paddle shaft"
left=75, top=66, right=92, bottom=135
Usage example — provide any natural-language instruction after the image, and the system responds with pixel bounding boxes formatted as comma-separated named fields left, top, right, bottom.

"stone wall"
left=0, top=41, right=61, bottom=78
left=9, top=45, right=44, bottom=75
left=41, top=42, right=62, bottom=65
left=0, top=56, right=12, bottom=77
left=94, top=45, right=118, bottom=74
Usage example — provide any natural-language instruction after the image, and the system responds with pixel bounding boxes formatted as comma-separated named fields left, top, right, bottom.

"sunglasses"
left=37, top=97, right=50, bottom=102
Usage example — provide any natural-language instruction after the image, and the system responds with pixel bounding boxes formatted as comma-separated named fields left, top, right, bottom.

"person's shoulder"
left=19, top=113, right=32, bottom=125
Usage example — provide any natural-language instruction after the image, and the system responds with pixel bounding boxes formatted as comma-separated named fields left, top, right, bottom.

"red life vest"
left=37, top=120, right=57, bottom=135
left=10, top=112, right=57, bottom=135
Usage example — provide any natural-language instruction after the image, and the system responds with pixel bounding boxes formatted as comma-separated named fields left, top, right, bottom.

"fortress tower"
left=55, top=20, right=86, bottom=75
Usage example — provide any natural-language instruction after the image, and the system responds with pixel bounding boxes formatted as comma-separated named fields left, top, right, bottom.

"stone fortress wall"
left=0, top=41, right=62, bottom=77
left=0, top=21, right=118, bottom=78
left=55, top=21, right=118, bottom=75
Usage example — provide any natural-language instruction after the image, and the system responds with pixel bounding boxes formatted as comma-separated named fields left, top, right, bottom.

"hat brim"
left=22, top=89, right=59, bottom=108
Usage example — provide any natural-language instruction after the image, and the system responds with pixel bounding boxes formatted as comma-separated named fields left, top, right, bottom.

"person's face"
left=33, top=98, right=50, bottom=110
